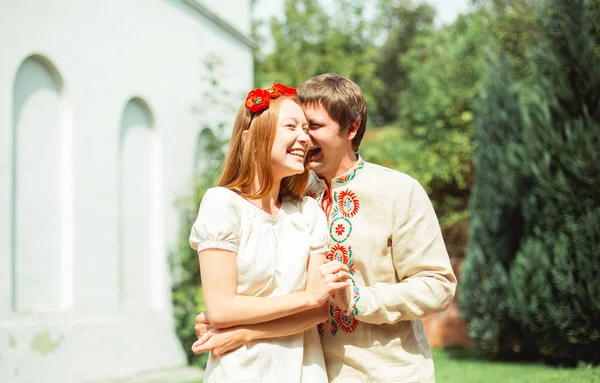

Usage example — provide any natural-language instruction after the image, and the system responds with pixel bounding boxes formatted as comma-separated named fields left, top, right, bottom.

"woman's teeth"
left=288, top=150, right=305, bottom=158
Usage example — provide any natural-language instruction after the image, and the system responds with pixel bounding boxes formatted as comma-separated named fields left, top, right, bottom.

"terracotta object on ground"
left=423, top=258, right=473, bottom=349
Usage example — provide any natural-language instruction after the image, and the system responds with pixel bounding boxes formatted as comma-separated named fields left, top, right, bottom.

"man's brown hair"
left=297, top=73, right=367, bottom=152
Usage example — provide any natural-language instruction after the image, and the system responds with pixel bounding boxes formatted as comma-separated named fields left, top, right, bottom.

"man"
left=193, top=74, right=456, bottom=382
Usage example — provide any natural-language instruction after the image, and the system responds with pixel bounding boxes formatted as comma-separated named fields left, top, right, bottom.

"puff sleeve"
left=301, top=196, right=330, bottom=256
left=189, top=187, right=240, bottom=254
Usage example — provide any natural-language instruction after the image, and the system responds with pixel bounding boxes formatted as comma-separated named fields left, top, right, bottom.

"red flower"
left=245, top=89, right=271, bottom=113
left=267, top=83, right=297, bottom=98
left=335, top=223, right=345, bottom=236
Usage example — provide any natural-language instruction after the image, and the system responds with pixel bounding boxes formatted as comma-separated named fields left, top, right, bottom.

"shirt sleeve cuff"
left=310, top=245, right=329, bottom=256
left=196, top=241, right=238, bottom=253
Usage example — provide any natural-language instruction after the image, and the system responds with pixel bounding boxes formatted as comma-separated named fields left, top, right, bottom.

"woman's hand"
left=191, top=327, right=250, bottom=356
left=305, top=260, right=351, bottom=306
left=195, top=312, right=212, bottom=340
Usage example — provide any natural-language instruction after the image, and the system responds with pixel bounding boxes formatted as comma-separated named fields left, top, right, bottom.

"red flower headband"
left=245, top=83, right=297, bottom=114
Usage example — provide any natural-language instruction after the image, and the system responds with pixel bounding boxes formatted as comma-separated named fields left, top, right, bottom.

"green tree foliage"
left=371, top=0, right=435, bottom=124
left=398, top=11, right=488, bottom=193
left=473, top=0, right=540, bottom=68
left=384, top=1, right=540, bottom=233
left=363, top=5, right=540, bottom=261
left=366, top=11, right=490, bottom=247
left=507, top=0, right=600, bottom=363
left=255, top=0, right=381, bottom=112
left=463, top=0, right=600, bottom=362
left=459, top=57, right=530, bottom=358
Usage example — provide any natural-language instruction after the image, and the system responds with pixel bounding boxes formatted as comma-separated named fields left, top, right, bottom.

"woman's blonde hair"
left=218, top=95, right=309, bottom=200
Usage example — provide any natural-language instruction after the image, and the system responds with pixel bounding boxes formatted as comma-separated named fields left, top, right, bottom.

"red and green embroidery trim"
left=317, top=321, right=326, bottom=337
left=330, top=305, right=359, bottom=335
left=327, top=244, right=356, bottom=275
left=349, top=283, right=360, bottom=317
left=329, top=216, right=352, bottom=243
left=337, top=189, right=360, bottom=218
left=318, top=188, right=362, bottom=336
left=310, top=162, right=365, bottom=337
left=333, top=158, right=365, bottom=185
left=305, top=191, right=318, bottom=200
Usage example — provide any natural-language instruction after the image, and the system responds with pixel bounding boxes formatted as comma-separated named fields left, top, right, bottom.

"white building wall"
left=0, top=0, right=253, bottom=382
left=194, top=0, right=253, bottom=36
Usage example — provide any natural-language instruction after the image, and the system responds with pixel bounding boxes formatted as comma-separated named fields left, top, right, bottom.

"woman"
left=189, top=84, right=349, bottom=382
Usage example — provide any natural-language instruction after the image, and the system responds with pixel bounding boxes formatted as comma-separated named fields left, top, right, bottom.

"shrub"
left=507, top=0, right=600, bottom=363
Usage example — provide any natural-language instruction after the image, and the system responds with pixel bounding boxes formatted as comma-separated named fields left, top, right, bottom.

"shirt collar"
left=312, top=155, right=365, bottom=189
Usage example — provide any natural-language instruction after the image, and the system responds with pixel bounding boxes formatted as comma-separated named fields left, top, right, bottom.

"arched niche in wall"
left=118, top=97, right=160, bottom=312
left=12, top=54, right=70, bottom=312
left=194, top=128, right=217, bottom=175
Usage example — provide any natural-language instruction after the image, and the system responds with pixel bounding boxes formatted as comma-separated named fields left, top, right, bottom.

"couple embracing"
left=189, top=73, right=456, bottom=382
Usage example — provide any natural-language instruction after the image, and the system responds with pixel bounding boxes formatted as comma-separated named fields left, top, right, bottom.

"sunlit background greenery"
left=170, top=0, right=600, bottom=381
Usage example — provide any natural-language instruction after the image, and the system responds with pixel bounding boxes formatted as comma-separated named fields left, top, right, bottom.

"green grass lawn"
left=189, top=347, right=600, bottom=383
left=434, top=347, right=600, bottom=383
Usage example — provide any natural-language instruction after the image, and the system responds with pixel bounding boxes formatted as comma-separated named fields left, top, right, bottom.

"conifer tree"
left=507, top=0, right=600, bottom=363
left=460, top=56, right=527, bottom=358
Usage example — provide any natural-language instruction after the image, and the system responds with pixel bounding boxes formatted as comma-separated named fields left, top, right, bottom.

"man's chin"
left=307, top=160, right=321, bottom=172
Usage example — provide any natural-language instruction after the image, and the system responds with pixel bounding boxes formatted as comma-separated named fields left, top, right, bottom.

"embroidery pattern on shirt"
left=317, top=322, right=326, bottom=337
left=326, top=188, right=360, bottom=336
left=337, top=189, right=360, bottom=217
left=332, top=306, right=359, bottom=333
left=330, top=216, right=352, bottom=243
left=305, top=191, right=319, bottom=201
left=310, top=158, right=365, bottom=337
left=350, top=283, right=360, bottom=317
left=319, top=188, right=334, bottom=217
left=333, top=158, right=365, bottom=185
left=328, top=244, right=355, bottom=275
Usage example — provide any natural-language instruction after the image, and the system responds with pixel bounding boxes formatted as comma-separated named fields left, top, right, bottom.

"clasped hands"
left=191, top=260, right=350, bottom=355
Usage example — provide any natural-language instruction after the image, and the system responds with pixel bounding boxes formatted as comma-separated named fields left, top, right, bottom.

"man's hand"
left=191, top=327, right=250, bottom=355
left=195, top=312, right=212, bottom=339
left=332, top=284, right=351, bottom=311
left=325, top=261, right=351, bottom=310
left=306, top=260, right=350, bottom=306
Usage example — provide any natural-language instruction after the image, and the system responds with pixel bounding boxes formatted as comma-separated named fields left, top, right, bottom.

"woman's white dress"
left=189, top=186, right=329, bottom=383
